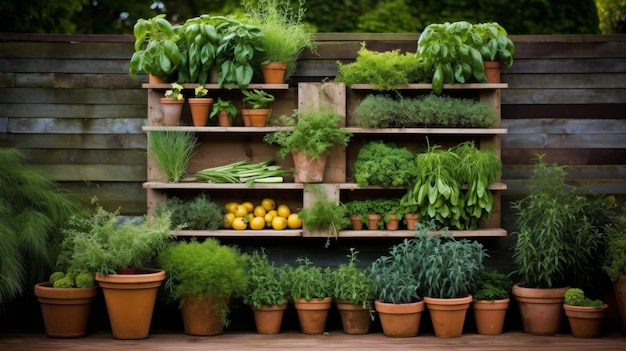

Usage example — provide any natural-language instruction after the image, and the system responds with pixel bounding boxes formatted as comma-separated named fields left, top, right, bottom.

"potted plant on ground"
left=160, top=82, right=185, bottom=126
left=563, top=288, right=609, bottom=338
left=241, top=89, right=275, bottom=127
left=188, top=85, right=213, bottom=127
left=158, top=238, right=248, bottom=336
left=332, top=248, right=374, bottom=335
left=148, top=129, right=197, bottom=183
left=129, top=14, right=182, bottom=82
left=210, top=98, right=238, bottom=126
left=263, top=108, right=352, bottom=182
left=62, top=206, right=174, bottom=339
left=471, top=270, right=512, bottom=335
left=283, top=257, right=332, bottom=334
left=511, top=155, right=613, bottom=335
left=602, top=204, right=626, bottom=335
left=244, top=249, right=288, bottom=334
left=243, top=0, right=316, bottom=83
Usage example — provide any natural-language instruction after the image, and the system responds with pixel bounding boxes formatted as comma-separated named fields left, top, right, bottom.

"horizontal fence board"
left=502, top=133, right=625, bottom=148
left=2, top=103, right=146, bottom=118
left=0, top=88, right=146, bottom=104
left=502, top=118, right=626, bottom=134
left=502, top=103, right=626, bottom=119
left=58, top=181, right=146, bottom=215
left=0, top=42, right=134, bottom=59
left=37, top=164, right=145, bottom=182
left=507, top=58, right=626, bottom=74
left=504, top=73, right=626, bottom=88
left=8, top=117, right=145, bottom=134
left=0, top=58, right=130, bottom=74
left=503, top=164, right=626, bottom=179
left=503, top=179, right=626, bottom=195
left=20, top=148, right=145, bottom=165
left=14, top=73, right=143, bottom=88
left=512, top=40, right=626, bottom=59
left=10, top=134, right=146, bottom=149
left=501, top=88, right=626, bottom=104
left=502, top=148, right=626, bottom=165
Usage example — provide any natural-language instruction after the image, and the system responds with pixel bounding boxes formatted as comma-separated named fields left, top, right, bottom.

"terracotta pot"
left=251, top=300, right=288, bottom=334
left=512, top=284, right=568, bottom=335
left=404, top=213, right=420, bottom=230
left=262, top=62, right=287, bottom=84
left=160, top=98, right=184, bottom=126
left=148, top=74, right=167, bottom=84
left=293, top=297, right=332, bottom=334
left=188, top=98, right=213, bottom=127
left=424, top=295, right=472, bottom=338
left=385, top=214, right=399, bottom=231
left=217, top=110, right=232, bottom=127
left=484, top=61, right=503, bottom=83
left=613, top=274, right=626, bottom=335
left=180, top=294, right=225, bottom=336
left=374, top=300, right=424, bottom=337
left=367, top=214, right=382, bottom=230
left=472, top=298, right=510, bottom=335
left=349, top=215, right=363, bottom=230
left=95, top=269, right=165, bottom=340
left=292, top=151, right=327, bottom=183
left=242, top=109, right=252, bottom=127
left=564, top=303, right=608, bottom=338
left=336, top=300, right=371, bottom=335
left=247, top=109, right=270, bottom=127
left=34, top=282, right=98, bottom=338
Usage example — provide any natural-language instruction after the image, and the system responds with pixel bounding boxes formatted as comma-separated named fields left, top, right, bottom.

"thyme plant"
left=155, top=193, right=224, bottom=230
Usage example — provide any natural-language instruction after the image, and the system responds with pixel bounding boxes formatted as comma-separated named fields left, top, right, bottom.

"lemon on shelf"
left=223, top=213, right=236, bottom=229
left=271, top=216, right=287, bottom=230
left=249, top=216, right=266, bottom=230
left=261, top=198, right=276, bottom=211
left=253, top=205, right=267, bottom=218
left=277, top=204, right=291, bottom=218
left=232, top=217, right=247, bottom=230
left=234, top=205, right=249, bottom=217
left=287, top=213, right=303, bottom=229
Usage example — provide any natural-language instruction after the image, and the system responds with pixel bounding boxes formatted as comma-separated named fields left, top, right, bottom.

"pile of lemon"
left=223, top=198, right=303, bottom=231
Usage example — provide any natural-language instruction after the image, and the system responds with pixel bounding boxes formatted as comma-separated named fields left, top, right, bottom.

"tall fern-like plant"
left=148, top=130, right=197, bottom=182
left=0, top=148, right=81, bottom=307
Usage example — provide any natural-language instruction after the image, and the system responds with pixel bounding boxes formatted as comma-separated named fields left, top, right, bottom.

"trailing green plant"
left=244, top=248, right=286, bottom=309
left=243, top=0, right=316, bottom=81
left=148, top=130, right=197, bottom=183
left=159, top=238, right=248, bottom=325
left=58, top=206, right=174, bottom=275
left=335, top=42, right=429, bottom=90
left=47, top=271, right=95, bottom=289
left=129, top=14, right=182, bottom=81
left=242, top=89, right=275, bottom=109
left=564, top=288, right=603, bottom=308
left=471, top=270, right=512, bottom=302
left=298, top=185, right=350, bottom=247
left=603, top=204, right=626, bottom=282
left=0, top=148, right=81, bottom=307
left=210, top=98, right=238, bottom=123
left=353, top=141, right=418, bottom=187
left=284, top=257, right=331, bottom=301
left=512, top=155, right=613, bottom=289
left=154, top=193, right=224, bottom=230
left=332, top=248, right=374, bottom=310
left=264, top=108, right=352, bottom=160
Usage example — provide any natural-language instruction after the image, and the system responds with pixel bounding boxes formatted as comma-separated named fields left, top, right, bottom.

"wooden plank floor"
left=1, top=330, right=625, bottom=351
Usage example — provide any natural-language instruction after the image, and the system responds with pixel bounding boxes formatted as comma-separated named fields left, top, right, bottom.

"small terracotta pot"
left=484, top=61, right=503, bottom=83
left=188, top=98, right=213, bottom=127
left=336, top=300, right=371, bottom=335
left=512, top=284, right=568, bottom=335
left=292, top=151, right=327, bottom=183
left=148, top=74, right=167, bottom=84
left=247, top=109, right=270, bottom=127
left=367, top=214, right=382, bottom=230
left=404, top=213, right=420, bottom=230
left=564, top=303, right=609, bottom=338
left=385, top=214, right=399, bottom=230
left=293, top=297, right=332, bottom=334
left=472, top=298, right=510, bottom=335
left=251, top=300, right=288, bottom=334
left=242, top=109, right=251, bottom=127
left=34, top=282, right=98, bottom=338
left=262, top=62, right=287, bottom=84
left=160, top=98, right=184, bottom=126
left=349, top=215, right=363, bottom=230
left=217, top=110, right=232, bottom=127
left=374, top=300, right=425, bottom=337
left=180, top=294, right=226, bottom=336
left=424, top=295, right=473, bottom=338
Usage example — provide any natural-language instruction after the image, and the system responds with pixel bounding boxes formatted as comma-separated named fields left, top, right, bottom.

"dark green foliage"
left=0, top=148, right=81, bottom=307
left=332, top=248, right=374, bottom=309
left=471, top=270, right=512, bottom=301
left=149, top=130, right=197, bottom=183
left=603, top=205, right=626, bottom=282
left=244, top=249, right=286, bottom=308
left=353, top=141, right=417, bottom=187
left=298, top=185, right=350, bottom=246
left=129, top=14, right=182, bottom=80
left=564, top=288, right=603, bottom=307
left=74, top=272, right=95, bottom=288
left=155, top=193, right=224, bottom=230
left=284, top=257, right=331, bottom=301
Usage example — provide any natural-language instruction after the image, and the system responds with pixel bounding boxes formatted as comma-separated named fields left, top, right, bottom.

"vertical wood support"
left=479, top=88, right=503, bottom=229
left=302, top=184, right=340, bottom=237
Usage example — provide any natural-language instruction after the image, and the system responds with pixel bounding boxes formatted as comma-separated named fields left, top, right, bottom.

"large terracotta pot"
left=159, top=98, right=184, bottom=126
left=512, top=284, right=568, bottom=335
left=188, top=97, right=213, bottom=127
left=424, top=295, right=472, bottom=338
left=95, top=269, right=165, bottom=340
left=292, top=151, right=327, bottom=183
left=180, top=294, right=226, bottom=336
left=374, top=300, right=425, bottom=337
left=564, top=303, right=609, bottom=338
left=293, top=297, right=332, bottom=334
left=472, top=298, right=510, bottom=335
left=613, top=274, right=626, bottom=335
left=336, top=300, right=371, bottom=335
left=251, top=300, right=288, bottom=334
left=34, top=282, right=98, bottom=338
left=262, top=62, right=287, bottom=84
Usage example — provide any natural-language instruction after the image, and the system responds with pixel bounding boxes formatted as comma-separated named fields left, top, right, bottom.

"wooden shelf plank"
left=142, top=126, right=293, bottom=133
left=143, top=182, right=305, bottom=190
left=346, top=127, right=508, bottom=134
left=338, top=183, right=508, bottom=191
left=142, top=83, right=289, bottom=90
left=303, top=228, right=507, bottom=238
left=174, top=229, right=302, bottom=237
left=350, top=83, right=508, bottom=90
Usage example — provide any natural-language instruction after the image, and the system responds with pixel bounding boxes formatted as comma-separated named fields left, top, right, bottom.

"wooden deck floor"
left=1, top=330, right=625, bottom=351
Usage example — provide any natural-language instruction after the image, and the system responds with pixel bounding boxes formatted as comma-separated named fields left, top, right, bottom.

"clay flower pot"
left=160, top=98, right=184, bottom=126
left=472, top=298, right=510, bottom=335
left=262, top=62, right=287, bottom=84
left=367, top=214, right=382, bottom=230
left=484, top=61, right=503, bottom=83
left=217, top=110, right=232, bottom=127
left=336, top=300, right=371, bottom=335
left=188, top=97, right=213, bottom=127
left=423, top=295, right=473, bottom=338
left=293, top=297, right=332, bottom=334
left=247, top=109, right=270, bottom=127
left=512, top=284, right=569, bottom=335
left=564, top=303, right=609, bottom=338
left=374, top=300, right=425, bottom=337
left=385, top=214, right=400, bottom=231
left=251, top=300, right=288, bottom=334
left=180, top=294, right=226, bottom=336
left=292, top=151, right=327, bottom=183
left=404, top=213, right=420, bottom=230
left=349, top=215, right=364, bottom=230
left=34, top=282, right=98, bottom=338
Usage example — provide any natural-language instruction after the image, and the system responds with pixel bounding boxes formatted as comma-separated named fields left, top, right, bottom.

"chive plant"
left=148, top=130, right=197, bottom=183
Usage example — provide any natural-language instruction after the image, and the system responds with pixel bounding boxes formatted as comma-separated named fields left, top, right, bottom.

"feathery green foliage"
left=603, top=205, right=626, bottom=282
left=332, top=248, right=374, bottom=309
left=244, top=249, right=286, bottom=308
left=149, top=130, right=197, bottom=183
left=298, top=185, right=350, bottom=247
left=155, top=193, right=224, bottom=230
left=353, top=141, right=417, bottom=187
left=0, top=148, right=81, bottom=307
left=471, top=270, right=512, bottom=301
left=284, top=257, right=331, bottom=301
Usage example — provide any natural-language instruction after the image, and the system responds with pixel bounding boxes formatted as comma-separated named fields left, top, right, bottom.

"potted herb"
left=177, top=15, right=221, bottom=84
left=241, top=89, right=275, bottom=127
left=159, top=238, right=248, bottom=336
left=353, top=141, right=417, bottom=188
left=214, top=17, right=264, bottom=89
left=160, top=82, right=185, bottom=126
left=332, top=248, right=374, bottom=335
left=283, top=257, right=332, bottom=334
left=148, top=129, right=197, bottom=183
left=603, top=205, right=626, bottom=335
left=210, top=98, right=238, bottom=126
left=244, top=249, right=287, bottom=334
left=563, top=288, right=609, bottom=338
left=154, top=193, right=223, bottom=230
left=129, top=14, right=182, bottom=82
left=471, top=270, right=512, bottom=335
left=188, top=85, right=213, bottom=127
left=298, top=185, right=350, bottom=246
left=243, top=0, right=316, bottom=83
left=62, top=206, right=174, bottom=339
left=468, top=22, right=515, bottom=83
left=263, top=108, right=352, bottom=182
left=342, top=200, right=373, bottom=230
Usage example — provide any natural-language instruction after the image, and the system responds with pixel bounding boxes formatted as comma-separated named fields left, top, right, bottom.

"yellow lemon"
left=249, top=216, right=266, bottom=230
left=264, top=212, right=275, bottom=227
left=232, top=217, right=247, bottom=230
left=271, top=216, right=287, bottom=230
left=225, top=202, right=239, bottom=214
left=242, top=201, right=254, bottom=213
left=234, top=205, right=248, bottom=218
left=287, top=213, right=303, bottom=229
left=277, top=204, right=291, bottom=218
left=253, top=205, right=267, bottom=218
left=223, top=213, right=235, bottom=229
left=246, top=213, right=255, bottom=224
left=268, top=210, right=278, bottom=218
left=261, top=198, right=276, bottom=211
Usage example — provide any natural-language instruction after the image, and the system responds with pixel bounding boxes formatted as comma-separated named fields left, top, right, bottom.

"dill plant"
left=148, top=130, right=197, bottom=182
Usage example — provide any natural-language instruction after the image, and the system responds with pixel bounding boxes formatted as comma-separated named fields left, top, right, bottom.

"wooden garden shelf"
left=346, top=127, right=508, bottom=134
left=349, top=83, right=509, bottom=90
left=142, top=83, right=290, bottom=90
left=143, top=182, right=304, bottom=190
left=142, top=126, right=293, bottom=133
left=338, top=183, right=508, bottom=191
left=173, top=229, right=302, bottom=237
left=303, top=228, right=508, bottom=238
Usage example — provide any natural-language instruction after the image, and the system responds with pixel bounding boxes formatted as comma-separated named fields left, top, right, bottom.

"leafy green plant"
left=469, top=22, right=515, bottom=69
left=243, top=0, right=316, bottom=81
left=603, top=205, right=626, bottom=282
left=298, top=185, right=350, bottom=246
left=47, top=271, right=95, bottom=289
left=148, top=130, right=197, bottom=183
left=242, top=89, right=275, bottom=109
left=343, top=200, right=377, bottom=225
left=215, top=17, right=265, bottom=89
left=0, top=148, right=81, bottom=306
left=353, top=141, right=417, bottom=187
left=244, top=249, right=286, bottom=309
left=58, top=206, right=174, bottom=275
left=159, top=238, right=248, bottom=325
left=332, top=248, right=374, bottom=310
left=129, top=14, right=182, bottom=80
left=263, top=108, right=352, bottom=160
left=284, top=257, right=331, bottom=301
left=177, top=15, right=221, bottom=84
left=154, top=193, right=224, bottom=230
left=471, top=270, right=512, bottom=301
left=564, top=288, right=603, bottom=308
left=210, top=98, right=238, bottom=122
